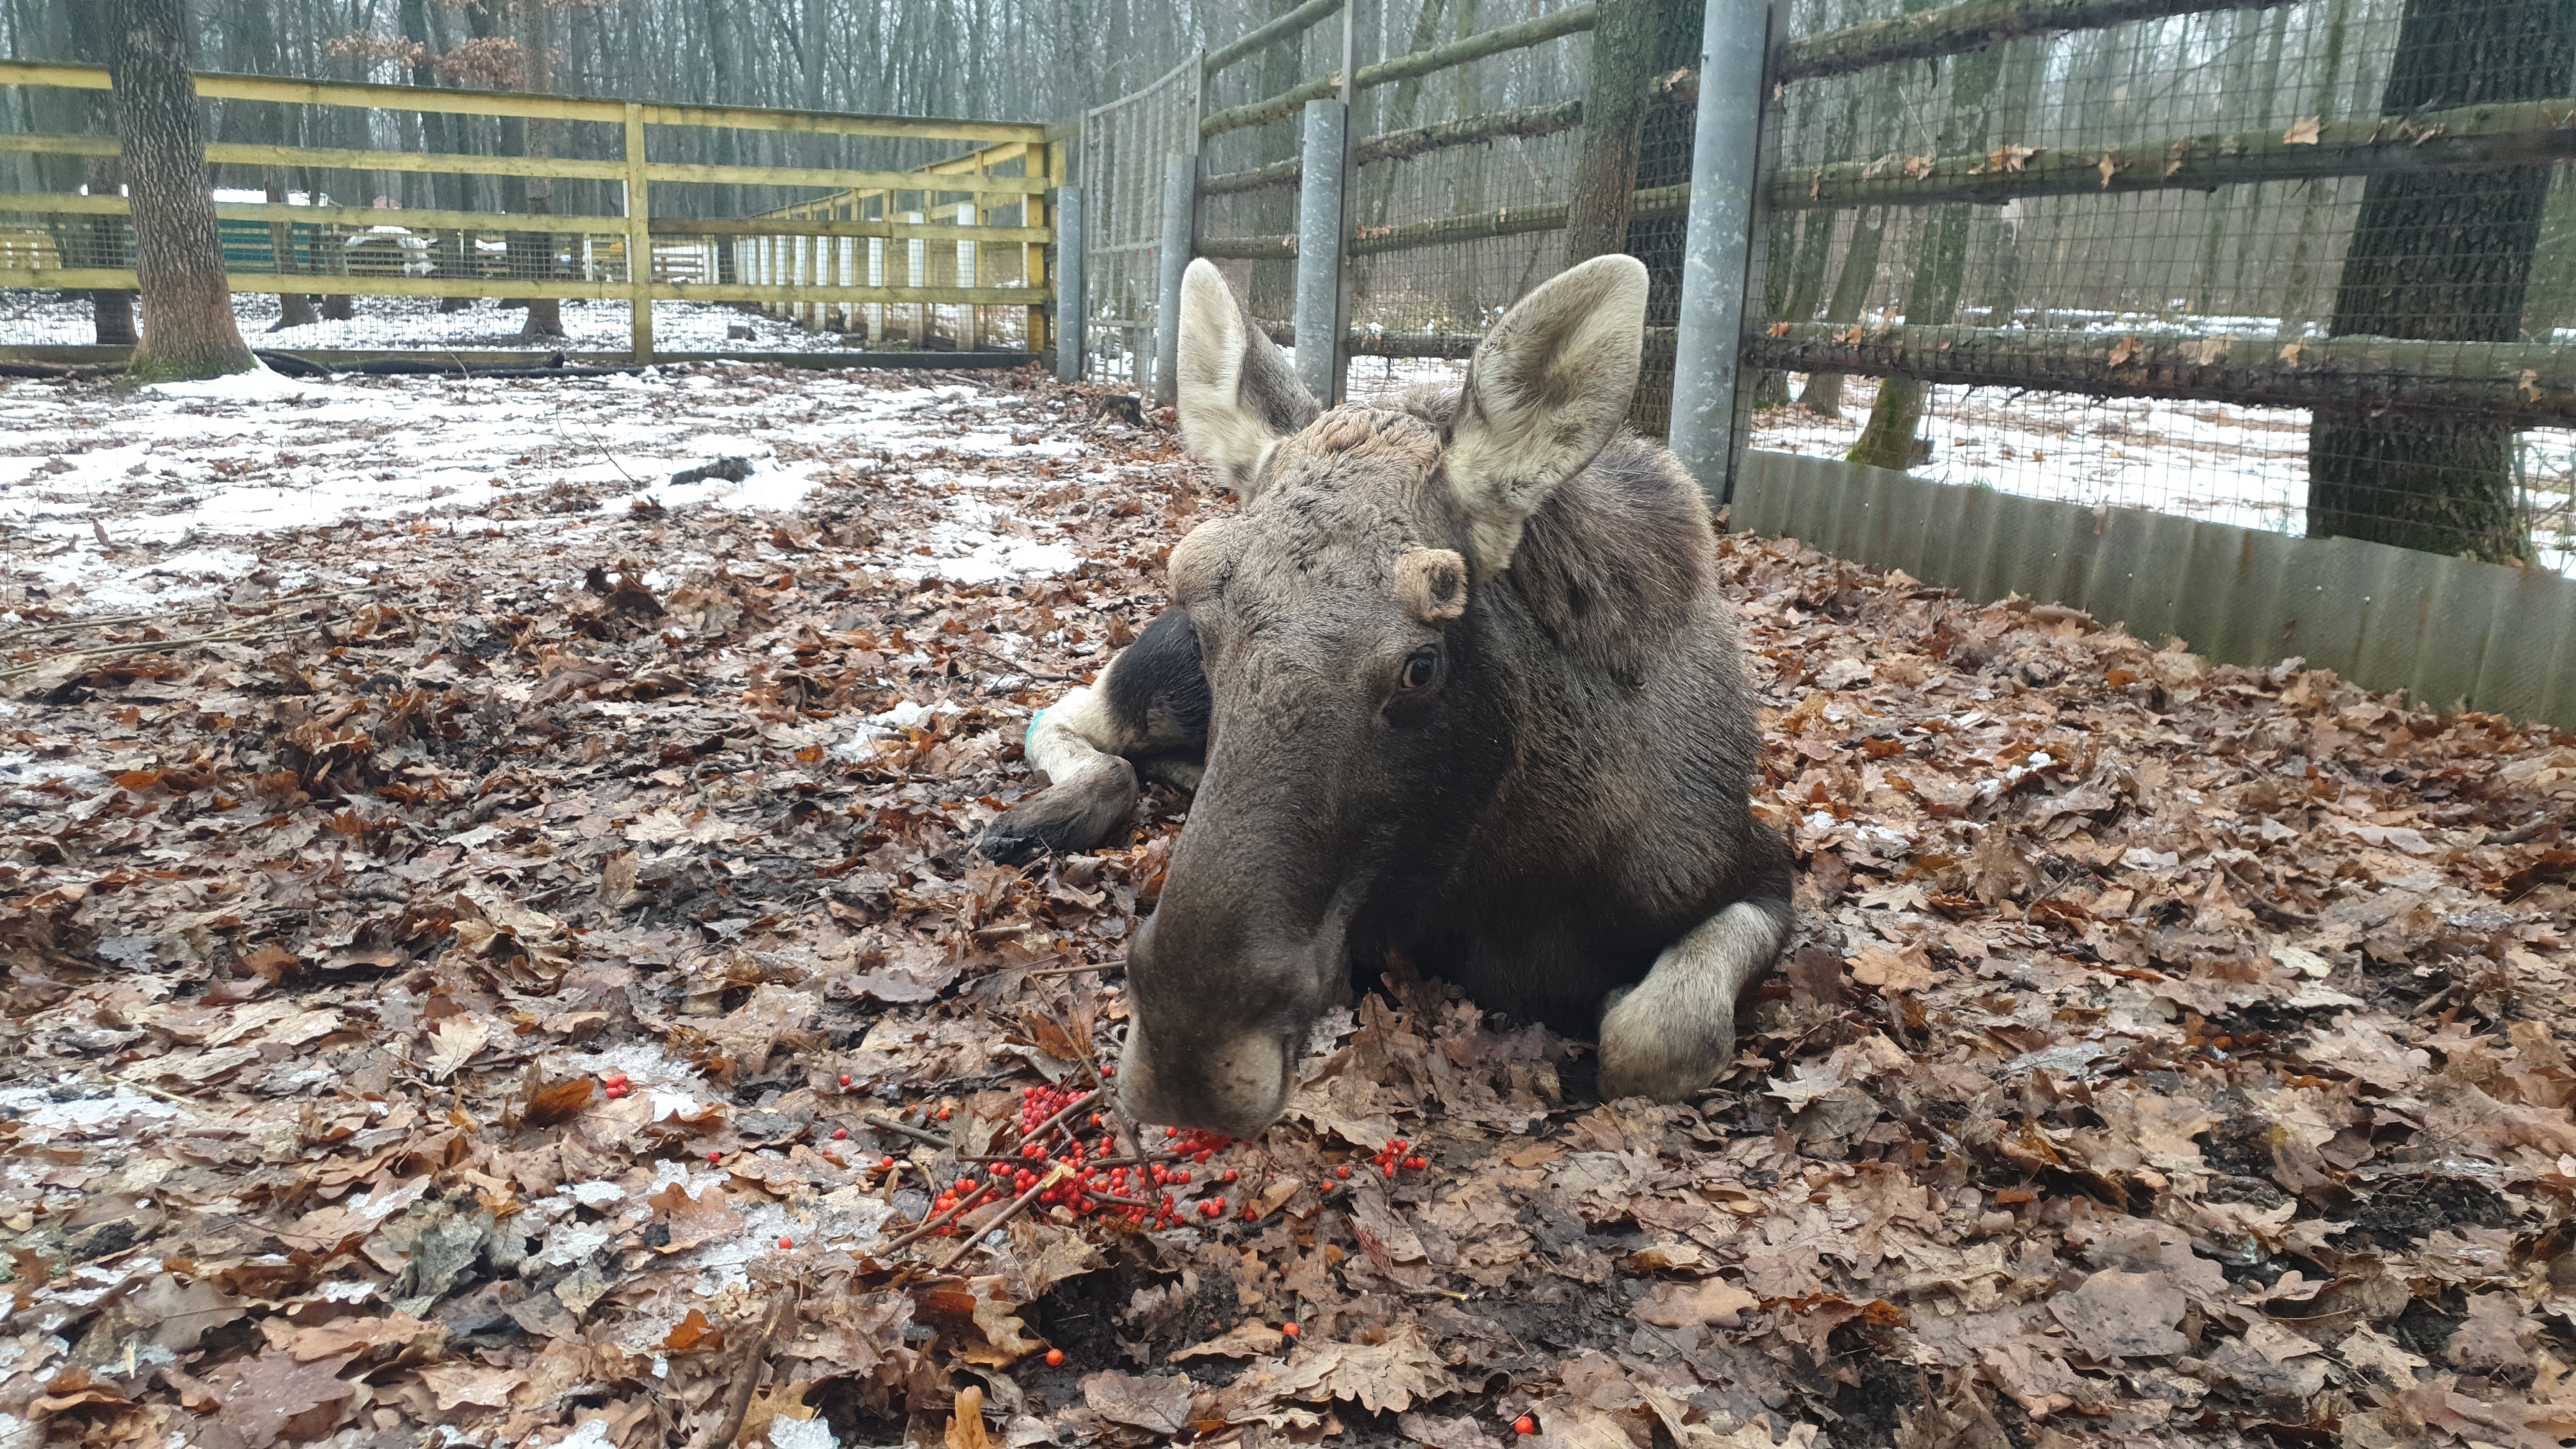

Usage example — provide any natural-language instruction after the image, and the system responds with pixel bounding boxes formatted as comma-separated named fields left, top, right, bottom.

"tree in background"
left=106, top=0, right=254, bottom=379
left=63, top=3, right=139, bottom=345
left=2305, top=0, right=2575, bottom=561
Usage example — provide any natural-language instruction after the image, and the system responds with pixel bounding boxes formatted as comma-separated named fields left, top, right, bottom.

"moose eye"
left=1396, top=648, right=1441, bottom=693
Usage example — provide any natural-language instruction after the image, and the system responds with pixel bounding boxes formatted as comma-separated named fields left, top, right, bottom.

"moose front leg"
left=1595, top=896, right=1793, bottom=1101
left=977, top=608, right=1209, bottom=866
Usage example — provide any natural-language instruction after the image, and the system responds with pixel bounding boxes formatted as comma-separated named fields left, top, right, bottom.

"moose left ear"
left=1443, top=254, right=1649, bottom=572
left=1177, top=259, right=1320, bottom=497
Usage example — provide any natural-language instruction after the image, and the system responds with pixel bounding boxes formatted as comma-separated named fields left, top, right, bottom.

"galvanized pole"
left=1055, top=182, right=1085, bottom=383
left=1293, top=98, right=1347, bottom=406
left=1667, top=0, right=1772, bottom=500
left=1153, top=151, right=1195, bottom=408
left=1331, top=0, right=1359, bottom=404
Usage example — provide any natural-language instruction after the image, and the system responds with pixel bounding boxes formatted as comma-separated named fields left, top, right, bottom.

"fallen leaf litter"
left=0, top=361, right=2572, bottom=1449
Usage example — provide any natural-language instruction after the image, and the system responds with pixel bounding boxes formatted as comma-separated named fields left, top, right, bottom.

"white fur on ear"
left=1445, top=254, right=1650, bottom=572
left=1176, top=259, right=1280, bottom=494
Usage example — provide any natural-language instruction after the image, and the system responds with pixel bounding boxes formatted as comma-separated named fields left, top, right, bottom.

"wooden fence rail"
left=0, top=60, right=1057, bottom=361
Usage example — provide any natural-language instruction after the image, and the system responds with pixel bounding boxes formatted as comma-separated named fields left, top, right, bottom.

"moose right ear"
left=1176, top=259, right=1319, bottom=497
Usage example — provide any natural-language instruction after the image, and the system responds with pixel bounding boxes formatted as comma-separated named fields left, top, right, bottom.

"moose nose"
left=1116, top=1020, right=1295, bottom=1138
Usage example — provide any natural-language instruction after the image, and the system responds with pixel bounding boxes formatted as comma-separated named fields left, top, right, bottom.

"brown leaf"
left=287, top=1312, right=441, bottom=1363
left=521, top=1073, right=595, bottom=1128
left=1282, top=1324, right=1453, bottom=1414
left=1636, top=1277, right=1759, bottom=1328
left=210, top=1349, right=358, bottom=1447
left=2283, top=116, right=2322, bottom=144
left=1081, top=1370, right=1194, bottom=1436
left=1172, top=1319, right=1287, bottom=1360
left=2048, top=1269, right=2187, bottom=1361
left=662, top=1307, right=725, bottom=1353
left=2107, top=334, right=2142, bottom=368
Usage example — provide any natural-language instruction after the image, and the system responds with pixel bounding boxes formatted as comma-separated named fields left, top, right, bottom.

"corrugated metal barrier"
left=1731, top=450, right=2576, bottom=732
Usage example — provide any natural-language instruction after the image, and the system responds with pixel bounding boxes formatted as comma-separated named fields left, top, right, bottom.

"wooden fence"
left=0, top=60, right=1057, bottom=361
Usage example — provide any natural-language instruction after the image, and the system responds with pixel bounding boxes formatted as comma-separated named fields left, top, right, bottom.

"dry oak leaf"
left=1849, top=943, right=1934, bottom=993
left=210, top=1349, right=360, bottom=1447
left=2048, top=1268, right=2187, bottom=1361
left=2107, top=334, right=2143, bottom=368
left=286, top=1312, right=443, bottom=1362
left=1637, top=1277, right=1760, bottom=1329
left=122, top=1272, right=245, bottom=1351
left=1172, top=1319, right=1287, bottom=1361
left=1281, top=1322, right=1454, bottom=1414
left=2283, top=116, right=2322, bottom=144
left=645, top=1180, right=746, bottom=1254
left=1080, top=1370, right=1194, bottom=1437
left=417, top=1360, right=521, bottom=1413
left=947, top=1385, right=995, bottom=1449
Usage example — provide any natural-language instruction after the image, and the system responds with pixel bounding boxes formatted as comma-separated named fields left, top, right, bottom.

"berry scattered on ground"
left=1045, top=1348, right=1066, bottom=1367
left=1514, top=1416, right=1537, bottom=1435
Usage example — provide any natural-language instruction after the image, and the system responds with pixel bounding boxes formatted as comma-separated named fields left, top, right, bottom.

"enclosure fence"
left=0, top=60, right=1055, bottom=360
left=1067, top=0, right=2576, bottom=722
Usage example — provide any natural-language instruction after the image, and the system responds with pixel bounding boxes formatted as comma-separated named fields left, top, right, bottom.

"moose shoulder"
left=979, top=255, right=1793, bottom=1134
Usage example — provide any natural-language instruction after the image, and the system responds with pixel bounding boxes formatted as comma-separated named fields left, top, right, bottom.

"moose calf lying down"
left=981, top=255, right=1792, bottom=1136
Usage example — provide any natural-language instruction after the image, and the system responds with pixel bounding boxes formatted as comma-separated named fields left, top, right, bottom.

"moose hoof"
left=1597, top=988, right=1732, bottom=1103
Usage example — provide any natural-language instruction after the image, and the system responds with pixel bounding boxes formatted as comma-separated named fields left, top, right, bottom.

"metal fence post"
left=1154, top=151, right=1196, bottom=408
left=1668, top=0, right=1772, bottom=500
left=1055, top=182, right=1085, bottom=383
left=1294, top=98, right=1347, bottom=406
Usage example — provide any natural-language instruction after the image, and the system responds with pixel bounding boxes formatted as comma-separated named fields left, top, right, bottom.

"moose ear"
left=1177, top=259, right=1319, bottom=496
left=1443, top=254, right=1649, bottom=572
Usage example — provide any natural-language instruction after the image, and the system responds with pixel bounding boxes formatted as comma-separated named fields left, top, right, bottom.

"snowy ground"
left=0, top=360, right=1121, bottom=618
left=0, top=290, right=861, bottom=355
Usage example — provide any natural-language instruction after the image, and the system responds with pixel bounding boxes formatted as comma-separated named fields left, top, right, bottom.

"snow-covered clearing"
left=0, top=289, right=866, bottom=355
left=0, top=360, right=1114, bottom=618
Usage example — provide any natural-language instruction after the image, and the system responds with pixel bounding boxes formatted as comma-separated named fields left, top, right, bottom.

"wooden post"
left=624, top=102, right=650, bottom=362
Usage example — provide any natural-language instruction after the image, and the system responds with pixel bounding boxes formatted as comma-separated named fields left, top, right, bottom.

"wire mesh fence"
left=1078, top=56, right=1204, bottom=387
left=1737, top=0, right=2576, bottom=572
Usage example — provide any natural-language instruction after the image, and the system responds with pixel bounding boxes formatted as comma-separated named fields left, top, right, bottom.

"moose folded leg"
left=1596, top=896, right=1793, bottom=1101
left=977, top=607, right=1209, bottom=864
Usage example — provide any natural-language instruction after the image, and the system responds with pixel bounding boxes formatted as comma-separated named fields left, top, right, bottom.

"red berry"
left=838, top=1075, right=852, bottom=1087
left=778, top=1236, right=793, bottom=1249
left=878, top=1156, right=896, bottom=1170
left=1222, top=1169, right=1238, bottom=1182
left=938, top=1107, right=953, bottom=1120
left=1282, top=1322, right=1300, bottom=1338
left=1045, top=1348, right=1066, bottom=1367
left=1164, top=1126, right=1178, bottom=1138
left=1514, top=1416, right=1536, bottom=1435
left=709, top=1151, right=723, bottom=1164
left=832, top=1128, right=848, bottom=1140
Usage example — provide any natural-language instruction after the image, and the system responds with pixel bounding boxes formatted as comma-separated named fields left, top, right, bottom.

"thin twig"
left=0, top=582, right=392, bottom=648
left=1023, top=960, right=1126, bottom=978
left=0, top=619, right=322, bottom=680
left=864, top=1114, right=954, bottom=1149
left=933, top=1162, right=1070, bottom=1274
left=877, top=1190, right=986, bottom=1254
left=707, top=1284, right=799, bottom=1448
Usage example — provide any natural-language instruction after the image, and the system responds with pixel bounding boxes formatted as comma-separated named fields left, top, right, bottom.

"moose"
left=980, top=254, right=1791, bottom=1136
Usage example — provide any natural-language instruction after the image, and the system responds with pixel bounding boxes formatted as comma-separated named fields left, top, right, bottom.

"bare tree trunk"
left=516, top=0, right=565, bottom=339
left=2306, top=0, right=2575, bottom=560
left=264, top=167, right=318, bottom=329
left=65, top=1, right=138, bottom=345
left=1563, top=0, right=1656, bottom=266
left=1848, top=44, right=2004, bottom=470
left=107, top=0, right=252, bottom=379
